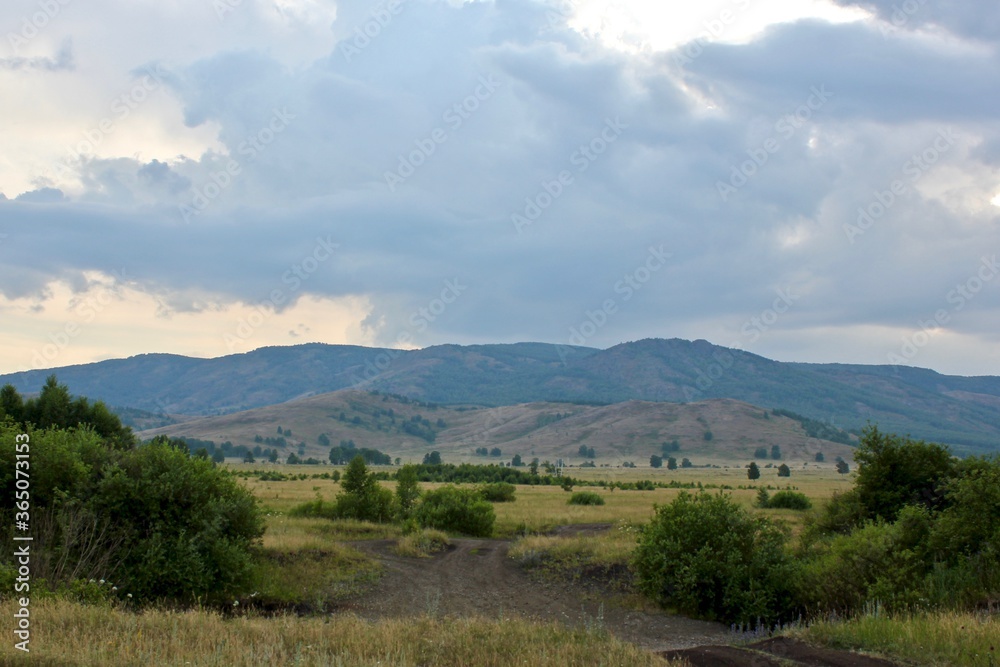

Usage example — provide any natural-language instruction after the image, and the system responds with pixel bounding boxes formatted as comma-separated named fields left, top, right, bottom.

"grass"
left=252, top=543, right=381, bottom=611
left=0, top=598, right=681, bottom=667
left=795, top=609, right=1000, bottom=666
left=394, top=529, right=451, bottom=558
left=509, top=525, right=638, bottom=572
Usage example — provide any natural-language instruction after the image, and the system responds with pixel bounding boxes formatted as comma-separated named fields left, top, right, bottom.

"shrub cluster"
left=633, top=425, right=1000, bottom=624
left=0, top=390, right=264, bottom=605
left=568, top=491, right=605, bottom=506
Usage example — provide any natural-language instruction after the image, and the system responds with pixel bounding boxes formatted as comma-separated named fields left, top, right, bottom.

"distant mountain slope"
left=138, top=390, right=858, bottom=465
left=3, top=338, right=998, bottom=452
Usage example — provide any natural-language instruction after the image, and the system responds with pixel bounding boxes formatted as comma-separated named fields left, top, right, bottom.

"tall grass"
left=0, top=598, right=679, bottom=667
left=796, top=609, right=999, bottom=666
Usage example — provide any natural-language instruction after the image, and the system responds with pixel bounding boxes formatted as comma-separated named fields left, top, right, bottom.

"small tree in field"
left=634, top=491, right=795, bottom=624
left=650, top=454, right=663, bottom=468
left=777, top=463, right=791, bottom=477
left=836, top=460, right=850, bottom=474
left=395, top=464, right=421, bottom=518
left=747, top=462, right=761, bottom=480
left=667, top=457, right=678, bottom=470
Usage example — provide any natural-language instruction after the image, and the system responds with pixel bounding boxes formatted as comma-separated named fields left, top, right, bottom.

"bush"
left=853, top=425, right=955, bottom=522
left=795, top=508, right=933, bottom=614
left=0, top=423, right=266, bottom=605
left=568, top=491, right=605, bottom=506
left=766, top=490, right=812, bottom=510
left=633, top=491, right=796, bottom=624
left=478, top=482, right=516, bottom=503
left=415, top=485, right=495, bottom=537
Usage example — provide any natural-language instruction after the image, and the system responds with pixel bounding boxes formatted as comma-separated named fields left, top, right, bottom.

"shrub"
left=0, top=423, right=266, bottom=605
left=633, top=491, right=796, bottom=624
left=568, top=491, right=605, bottom=506
left=766, top=490, right=812, bottom=510
left=478, top=482, right=516, bottom=503
left=415, top=485, right=495, bottom=537
left=795, top=508, right=933, bottom=614
left=853, top=425, right=955, bottom=522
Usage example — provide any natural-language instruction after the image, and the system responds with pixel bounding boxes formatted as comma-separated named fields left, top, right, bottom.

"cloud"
left=0, top=0, right=998, bottom=375
left=0, top=38, right=74, bottom=71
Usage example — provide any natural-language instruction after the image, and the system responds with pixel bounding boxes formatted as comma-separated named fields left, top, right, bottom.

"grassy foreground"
left=0, top=598, right=678, bottom=667
left=795, top=610, right=999, bottom=666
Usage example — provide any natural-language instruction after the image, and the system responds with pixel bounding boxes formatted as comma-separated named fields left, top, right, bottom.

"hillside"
left=138, top=390, right=858, bottom=465
left=4, top=338, right=999, bottom=452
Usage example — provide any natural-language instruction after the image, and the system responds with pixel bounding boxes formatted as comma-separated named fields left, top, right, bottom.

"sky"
left=1, top=0, right=999, bottom=377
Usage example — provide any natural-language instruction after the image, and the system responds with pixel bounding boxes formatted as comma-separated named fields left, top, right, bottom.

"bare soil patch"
left=341, top=536, right=904, bottom=664
left=661, top=637, right=902, bottom=667
left=342, top=537, right=728, bottom=651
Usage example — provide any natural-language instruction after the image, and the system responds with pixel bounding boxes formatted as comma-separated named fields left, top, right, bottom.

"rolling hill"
left=137, top=390, right=859, bottom=465
left=3, top=338, right=999, bottom=452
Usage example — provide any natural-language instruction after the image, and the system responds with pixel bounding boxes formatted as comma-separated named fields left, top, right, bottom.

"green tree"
left=754, top=447, right=768, bottom=459
left=815, top=451, right=825, bottom=462
left=0, top=384, right=24, bottom=422
left=212, top=451, right=225, bottom=463
left=332, top=456, right=394, bottom=523
left=836, top=460, right=850, bottom=474
left=650, top=454, right=663, bottom=468
left=634, top=492, right=795, bottom=624
left=268, top=449, right=278, bottom=463
left=747, top=461, right=761, bottom=480
left=422, top=451, right=442, bottom=465
left=529, top=458, right=539, bottom=476
left=667, top=457, right=678, bottom=470
left=777, top=463, right=791, bottom=477
left=853, top=425, right=955, bottom=522
left=394, top=464, right=421, bottom=518
left=681, top=458, right=692, bottom=468
left=243, top=450, right=255, bottom=464
left=415, top=485, right=495, bottom=537
left=318, top=433, right=331, bottom=447
left=771, top=445, right=782, bottom=460
left=511, top=454, right=523, bottom=467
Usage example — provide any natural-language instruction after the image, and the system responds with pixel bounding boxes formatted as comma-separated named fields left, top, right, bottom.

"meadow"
left=3, top=462, right=996, bottom=666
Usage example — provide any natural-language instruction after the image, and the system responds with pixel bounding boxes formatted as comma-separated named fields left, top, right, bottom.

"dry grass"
left=795, top=609, right=1000, bottom=666
left=509, top=526, right=638, bottom=570
left=0, top=598, right=680, bottom=667
left=393, top=529, right=451, bottom=558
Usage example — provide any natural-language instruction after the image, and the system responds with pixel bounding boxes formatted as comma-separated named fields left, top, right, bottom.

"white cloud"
left=0, top=0, right=998, bottom=375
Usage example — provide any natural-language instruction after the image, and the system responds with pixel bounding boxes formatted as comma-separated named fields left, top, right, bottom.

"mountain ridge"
left=3, top=338, right=999, bottom=452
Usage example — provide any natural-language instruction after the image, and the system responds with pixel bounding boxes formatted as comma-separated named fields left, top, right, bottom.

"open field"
left=9, top=462, right=988, bottom=666
left=0, top=598, right=678, bottom=667
left=237, top=463, right=856, bottom=537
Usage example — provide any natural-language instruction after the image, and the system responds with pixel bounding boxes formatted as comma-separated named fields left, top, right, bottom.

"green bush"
left=853, top=425, right=955, bottom=523
left=0, top=423, right=265, bottom=604
left=568, top=491, right=605, bottom=506
left=415, top=485, right=495, bottom=537
left=478, top=482, right=516, bottom=503
left=795, top=507, right=933, bottom=614
left=766, top=490, right=812, bottom=510
left=633, top=491, right=796, bottom=624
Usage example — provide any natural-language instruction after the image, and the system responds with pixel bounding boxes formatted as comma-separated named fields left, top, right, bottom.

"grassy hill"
left=138, top=390, right=858, bottom=466
left=4, top=338, right=999, bottom=453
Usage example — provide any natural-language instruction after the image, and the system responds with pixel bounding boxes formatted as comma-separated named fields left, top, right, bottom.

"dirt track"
left=343, top=536, right=730, bottom=652
left=341, top=532, right=902, bottom=665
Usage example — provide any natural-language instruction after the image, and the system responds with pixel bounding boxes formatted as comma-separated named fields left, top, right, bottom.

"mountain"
left=3, top=338, right=999, bottom=452
left=137, top=390, right=858, bottom=465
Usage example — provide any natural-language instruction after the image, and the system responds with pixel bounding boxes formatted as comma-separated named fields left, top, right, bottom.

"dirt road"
left=341, top=532, right=902, bottom=665
left=344, top=536, right=730, bottom=652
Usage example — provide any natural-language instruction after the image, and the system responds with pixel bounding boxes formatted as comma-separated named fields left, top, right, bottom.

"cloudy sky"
left=1, top=0, right=998, bottom=377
